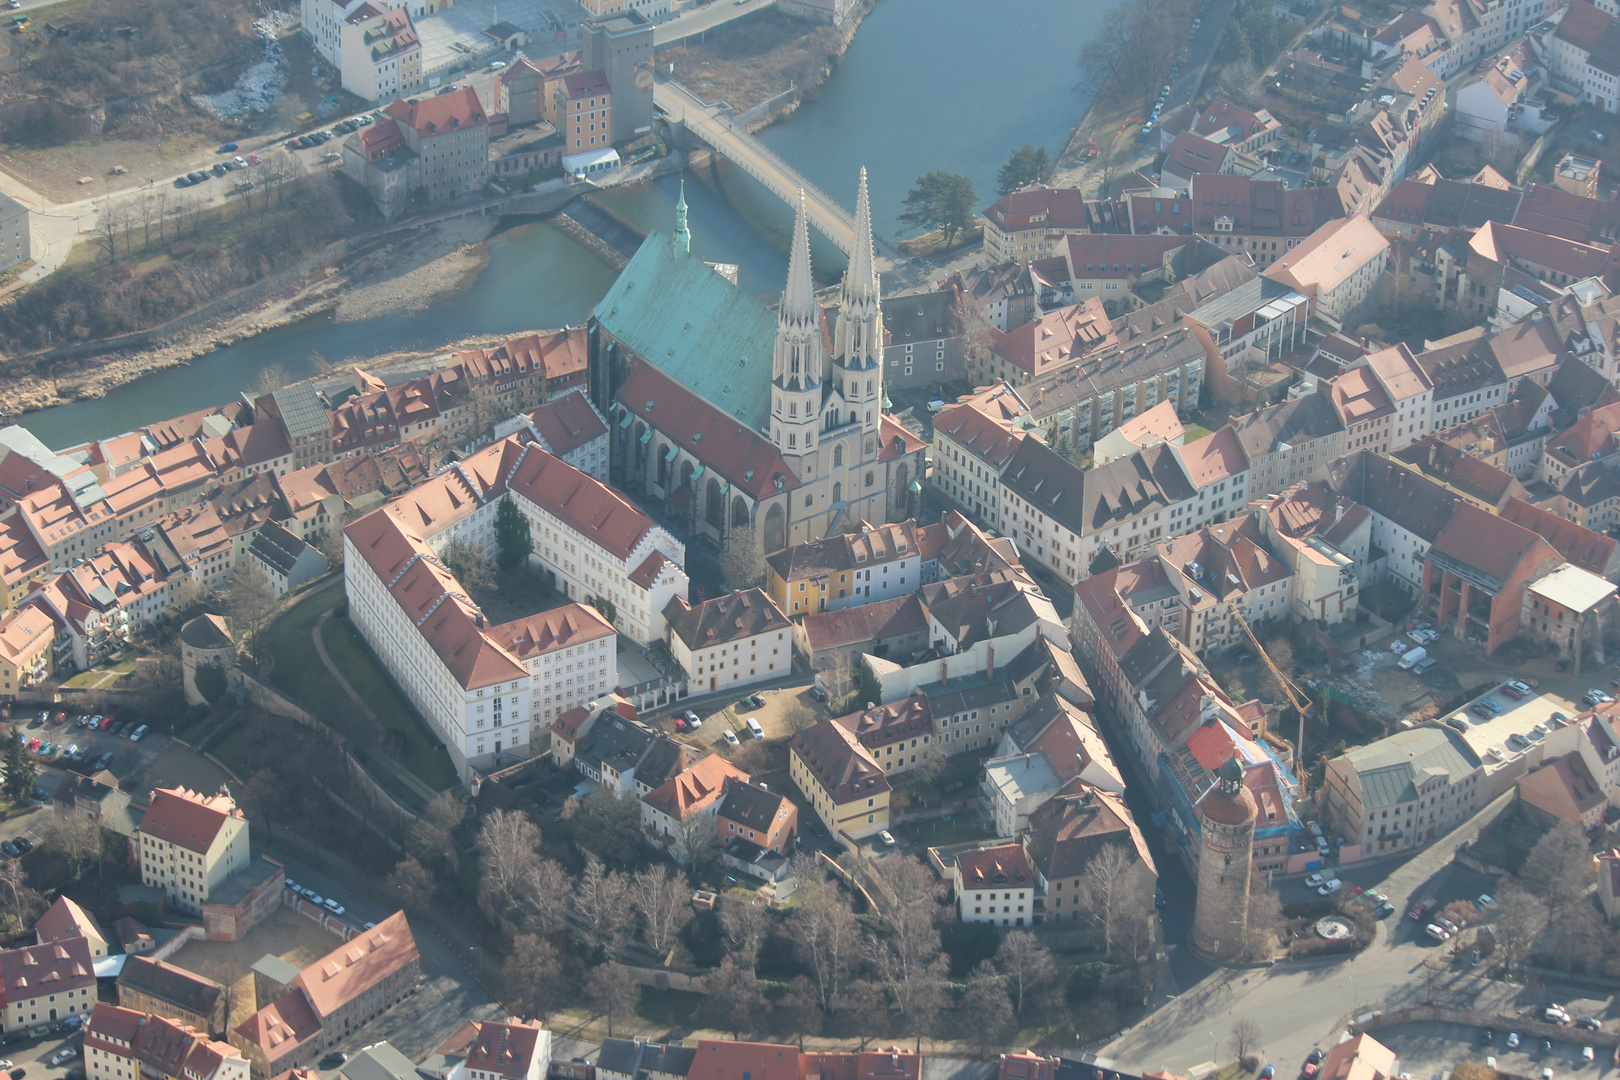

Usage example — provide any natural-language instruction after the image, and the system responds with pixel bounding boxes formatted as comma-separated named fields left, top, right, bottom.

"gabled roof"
left=1499, top=497, right=1618, bottom=577
left=384, top=86, right=486, bottom=137
left=1519, top=752, right=1606, bottom=824
left=1328, top=451, right=1459, bottom=541
left=117, top=956, right=224, bottom=1018
left=139, top=787, right=242, bottom=855
left=799, top=594, right=925, bottom=652
left=954, top=843, right=1033, bottom=888
left=1426, top=501, right=1555, bottom=591
left=717, top=780, right=791, bottom=833
left=35, top=896, right=106, bottom=948
left=665, top=588, right=789, bottom=651
left=1025, top=784, right=1154, bottom=880
left=596, top=233, right=779, bottom=433
left=641, top=754, right=749, bottom=819
left=790, top=719, right=889, bottom=806
left=293, top=910, right=418, bottom=1020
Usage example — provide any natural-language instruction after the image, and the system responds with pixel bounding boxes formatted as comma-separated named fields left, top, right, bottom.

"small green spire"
left=674, top=180, right=690, bottom=257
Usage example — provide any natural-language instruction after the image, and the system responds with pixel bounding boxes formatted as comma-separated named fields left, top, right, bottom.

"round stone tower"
left=1191, top=757, right=1257, bottom=960
left=180, top=613, right=236, bottom=706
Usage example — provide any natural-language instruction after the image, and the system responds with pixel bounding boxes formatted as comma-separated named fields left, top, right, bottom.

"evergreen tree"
left=2, top=732, right=36, bottom=803
left=996, top=145, right=1053, bottom=196
left=897, top=172, right=980, bottom=248
left=494, top=499, right=533, bottom=571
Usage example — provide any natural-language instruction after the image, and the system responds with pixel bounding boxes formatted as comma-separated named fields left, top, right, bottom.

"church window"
left=805, top=494, right=813, bottom=507
left=865, top=471, right=874, bottom=488
left=866, top=380, right=873, bottom=395
left=789, top=435, right=797, bottom=448
left=850, top=411, right=858, bottom=426
left=832, top=482, right=842, bottom=503
left=789, top=402, right=797, bottom=416
left=834, top=445, right=844, bottom=468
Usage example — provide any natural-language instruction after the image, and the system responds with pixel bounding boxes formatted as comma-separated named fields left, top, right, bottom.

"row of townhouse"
left=1542, top=0, right=1620, bottom=114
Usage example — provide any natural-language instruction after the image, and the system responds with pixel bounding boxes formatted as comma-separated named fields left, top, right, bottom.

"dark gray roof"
left=1418, top=178, right=1522, bottom=230
left=921, top=673, right=1018, bottom=717
left=117, top=955, right=224, bottom=1016
left=248, top=521, right=309, bottom=576
left=270, top=384, right=330, bottom=440
left=718, top=780, right=789, bottom=832
left=1328, top=450, right=1459, bottom=542
left=1548, top=355, right=1620, bottom=415
left=1414, top=338, right=1507, bottom=401
left=880, top=289, right=961, bottom=344
left=576, top=714, right=656, bottom=775
left=1002, top=440, right=1195, bottom=538
left=1185, top=274, right=1299, bottom=331
left=1116, top=627, right=1179, bottom=691
left=1230, top=394, right=1344, bottom=461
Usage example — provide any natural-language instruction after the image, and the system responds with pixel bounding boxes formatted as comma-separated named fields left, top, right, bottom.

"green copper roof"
left=594, top=230, right=778, bottom=432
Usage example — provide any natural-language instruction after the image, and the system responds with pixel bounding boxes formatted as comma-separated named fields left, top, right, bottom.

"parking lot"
left=1374, top=1020, right=1616, bottom=1080
left=0, top=1022, right=88, bottom=1080
left=11, top=710, right=154, bottom=782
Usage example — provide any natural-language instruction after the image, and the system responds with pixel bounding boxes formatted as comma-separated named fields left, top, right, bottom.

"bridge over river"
left=653, top=77, right=900, bottom=266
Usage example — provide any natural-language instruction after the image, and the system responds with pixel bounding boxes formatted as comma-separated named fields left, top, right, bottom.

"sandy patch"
left=335, top=215, right=497, bottom=323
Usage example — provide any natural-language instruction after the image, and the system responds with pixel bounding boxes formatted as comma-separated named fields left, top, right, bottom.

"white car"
left=878, top=830, right=896, bottom=847
left=1582, top=1048, right=1595, bottom=1063
left=489, top=59, right=506, bottom=68
left=324, top=898, right=346, bottom=915
left=723, top=730, right=740, bottom=748
left=1318, top=879, right=1342, bottom=895
left=1426, top=923, right=1451, bottom=941
left=1305, top=872, right=1326, bottom=888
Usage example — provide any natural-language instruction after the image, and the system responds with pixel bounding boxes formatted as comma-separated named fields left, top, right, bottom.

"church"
left=587, top=169, right=927, bottom=556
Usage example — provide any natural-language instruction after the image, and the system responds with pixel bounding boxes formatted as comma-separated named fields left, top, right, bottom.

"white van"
left=745, top=717, right=765, bottom=739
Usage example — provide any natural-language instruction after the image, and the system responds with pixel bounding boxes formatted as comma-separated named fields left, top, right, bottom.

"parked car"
left=131, top=724, right=147, bottom=741
left=12, top=838, right=30, bottom=854
left=809, top=686, right=827, bottom=701
left=1478, top=893, right=1496, bottom=908
left=1410, top=896, right=1438, bottom=920
left=745, top=717, right=765, bottom=739
left=323, top=898, right=345, bottom=915
left=1425, top=924, right=1450, bottom=941
left=674, top=717, right=688, bottom=732
left=1305, top=873, right=1327, bottom=888
left=0, top=842, right=18, bottom=859
left=1583, top=1048, right=1595, bottom=1062
left=54, top=1016, right=83, bottom=1033
left=1577, top=1018, right=1602, bottom=1031
left=1318, top=879, right=1342, bottom=896
left=1374, top=903, right=1395, bottom=918
left=45, top=1049, right=76, bottom=1068
left=1259, top=1067, right=1275, bottom=1080
left=683, top=710, right=702, bottom=730
left=723, top=730, right=740, bottom=748
left=878, top=830, right=897, bottom=848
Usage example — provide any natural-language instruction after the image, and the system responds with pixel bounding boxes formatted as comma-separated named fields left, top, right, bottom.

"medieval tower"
left=1191, top=757, right=1256, bottom=960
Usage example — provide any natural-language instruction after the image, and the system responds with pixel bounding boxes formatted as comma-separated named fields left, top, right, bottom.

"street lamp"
left=469, top=945, right=482, bottom=977
left=1211, top=1031, right=1219, bottom=1065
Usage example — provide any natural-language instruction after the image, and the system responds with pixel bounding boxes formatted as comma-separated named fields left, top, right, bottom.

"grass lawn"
left=62, top=659, right=136, bottom=689
left=634, top=987, right=700, bottom=1028
left=1181, top=424, right=1215, bottom=442
left=262, top=580, right=456, bottom=791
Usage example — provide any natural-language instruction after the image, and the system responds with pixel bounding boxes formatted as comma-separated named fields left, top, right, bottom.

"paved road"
left=655, top=76, right=859, bottom=255
left=654, top=0, right=776, bottom=48
left=264, top=848, right=505, bottom=1064
left=1092, top=793, right=1526, bottom=1076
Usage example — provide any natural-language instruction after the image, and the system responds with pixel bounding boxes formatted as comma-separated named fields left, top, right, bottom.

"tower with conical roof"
left=770, top=191, right=826, bottom=457
left=832, top=167, right=883, bottom=437
left=673, top=180, right=691, bottom=258
left=1191, top=757, right=1257, bottom=960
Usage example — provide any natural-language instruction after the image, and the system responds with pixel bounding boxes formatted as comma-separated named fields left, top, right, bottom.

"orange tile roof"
left=689, top=1042, right=800, bottom=1080
left=1264, top=215, right=1389, bottom=294
left=237, top=989, right=322, bottom=1062
left=1177, top=427, right=1248, bottom=488
left=384, top=86, right=485, bottom=138
left=464, top=1019, right=547, bottom=1080
left=34, top=895, right=105, bottom=947
left=293, top=910, right=418, bottom=1019
left=642, top=754, right=750, bottom=819
left=955, top=843, right=1033, bottom=888
left=487, top=601, right=615, bottom=660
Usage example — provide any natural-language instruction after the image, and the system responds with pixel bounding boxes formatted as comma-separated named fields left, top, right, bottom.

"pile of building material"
left=193, top=13, right=294, bottom=118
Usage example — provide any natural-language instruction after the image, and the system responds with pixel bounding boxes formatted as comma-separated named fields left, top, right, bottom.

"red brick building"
left=1420, top=502, right=1563, bottom=654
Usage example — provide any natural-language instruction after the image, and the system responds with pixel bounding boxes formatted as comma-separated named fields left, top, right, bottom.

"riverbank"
left=0, top=214, right=500, bottom=416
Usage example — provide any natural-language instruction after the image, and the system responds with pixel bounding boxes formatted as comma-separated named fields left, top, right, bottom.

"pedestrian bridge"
left=654, top=78, right=876, bottom=258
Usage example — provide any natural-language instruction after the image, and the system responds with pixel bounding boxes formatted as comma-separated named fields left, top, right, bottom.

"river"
left=21, top=0, right=1096, bottom=450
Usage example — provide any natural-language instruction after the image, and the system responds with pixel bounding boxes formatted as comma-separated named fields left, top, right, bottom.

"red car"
left=100, top=716, right=115, bottom=730
left=1409, top=896, right=1437, bottom=920
left=25, top=737, right=39, bottom=751
left=674, top=717, right=688, bottom=732
left=52, top=712, right=65, bottom=723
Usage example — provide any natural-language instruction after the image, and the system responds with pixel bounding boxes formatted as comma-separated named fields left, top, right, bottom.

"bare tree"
left=0, top=859, right=42, bottom=930
left=439, top=535, right=497, bottom=596
left=817, top=652, right=854, bottom=709
left=584, top=962, right=640, bottom=1037
left=995, top=930, right=1058, bottom=1019
left=863, top=856, right=949, bottom=1050
left=574, top=853, right=631, bottom=946
left=225, top=565, right=276, bottom=671
left=793, top=874, right=859, bottom=1012
left=154, top=189, right=169, bottom=245
left=44, top=811, right=103, bottom=881
left=777, top=976, right=822, bottom=1049
left=518, top=855, right=574, bottom=935
left=782, top=700, right=818, bottom=734
left=632, top=865, right=693, bottom=954
left=504, top=933, right=563, bottom=1020
left=1493, top=882, right=1550, bottom=970
left=719, top=893, right=771, bottom=964
left=252, top=364, right=292, bottom=397
left=959, top=961, right=1014, bottom=1058
left=1522, top=821, right=1592, bottom=914
left=137, top=193, right=156, bottom=250
left=477, top=808, right=544, bottom=913
left=95, top=201, right=123, bottom=262
left=407, top=791, right=467, bottom=873
left=1242, top=880, right=1284, bottom=961
left=695, top=955, right=765, bottom=1039
left=1076, top=842, right=1152, bottom=959
left=671, top=810, right=719, bottom=872
left=388, top=856, right=436, bottom=912
left=1231, top=1017, right=1262, bottom=1067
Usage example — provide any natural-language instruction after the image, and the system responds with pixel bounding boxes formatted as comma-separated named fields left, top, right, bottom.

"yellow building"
left=789, top=718, right=891, bottom=847
left=137, top=787, right=251, bottom=915
left=579, top=0, right=625, bottom=14
left=0, top=516, right=51, bottom=615
left=0, top=600, right=55, bottom=698
left=766, top=520, right=929, bottom=616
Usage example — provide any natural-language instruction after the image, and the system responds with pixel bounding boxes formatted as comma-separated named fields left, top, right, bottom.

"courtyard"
left=169, top=906, right=348, bottom=1027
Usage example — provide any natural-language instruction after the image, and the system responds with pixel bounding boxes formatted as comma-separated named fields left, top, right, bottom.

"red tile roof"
left=487, top=601, right=615, bottom=660
left=0, top=936, right=95, bottom=1008
left=139, top=787, right=242, bottom=855
left=236, top=989, right=322, bottom=1063
left=955, top=843, right=1033, bottom=888
left=293, top=910, right=418, bottom=1019
left=689, top=1042, right=801, bottom=1080
left=463, top=1018, right=546, bottom=1080
left=384, top=86, right=486, bottom=137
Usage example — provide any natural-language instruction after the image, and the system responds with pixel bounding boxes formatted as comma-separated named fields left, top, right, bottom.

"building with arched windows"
left=588, top=172, right=927, bottom=561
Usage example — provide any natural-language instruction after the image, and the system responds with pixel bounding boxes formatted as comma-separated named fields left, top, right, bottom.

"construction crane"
left=1224, top=600, right=1316, bottom=798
